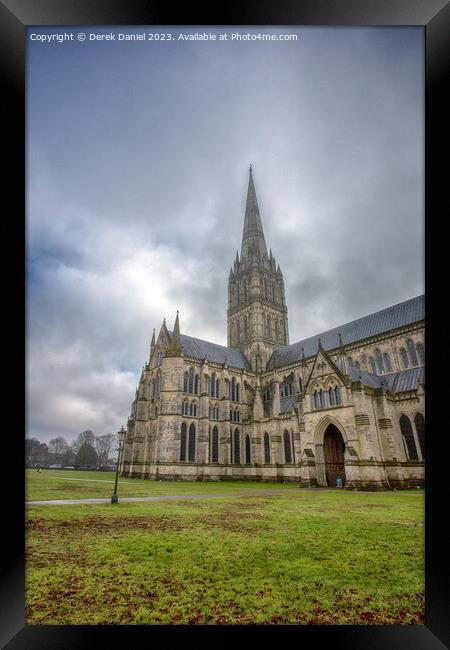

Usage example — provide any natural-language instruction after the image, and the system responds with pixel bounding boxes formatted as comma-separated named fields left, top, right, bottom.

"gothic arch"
left=313, top=416, right=348, bottom=487
left=211, top=425, right=219, bottom=463
left=313, top=415, right=348, bottom=446
left=324, top=376, right=341, bottom=390
left=188, top=423, right=196, bottom=462
left=399, top=414, right=418, bottom=460
left=413, top=412, right=425, bottom=458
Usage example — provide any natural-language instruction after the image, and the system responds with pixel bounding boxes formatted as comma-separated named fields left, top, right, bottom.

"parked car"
left=63, top=466, right=75, bottom=470
left=48, top=464, right=62, bottom=469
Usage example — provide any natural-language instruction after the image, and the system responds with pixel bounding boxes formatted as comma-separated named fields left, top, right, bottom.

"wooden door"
left=324, top=425, right=346, bottom=487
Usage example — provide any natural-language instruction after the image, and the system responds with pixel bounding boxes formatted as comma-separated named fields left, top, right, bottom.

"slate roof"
left=267, top=294, right=424, bottom=370
left=280, top=395, right=296, bottom=413
left=347, top=366, right=383, bottom=389
left=171, top=332, right=250, bottom=370
left=345, top=365, right=424, bottom=393
left=382, top=366, right=425, bottom=393
left=277, top=366, right=424, bottom=415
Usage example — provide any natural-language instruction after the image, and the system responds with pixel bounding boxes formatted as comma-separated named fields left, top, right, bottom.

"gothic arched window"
left=400, top=415, right=418, bottom=460
left=210, top=372, right=216, bottom=397
left=375, top=349, right=385, bottom=374
left=319, top=389, right=325, bottom=409
left=369, top=357, right=377, bottom=374
left=231, top=377, right=236, bottom=402
left=407, top=339, right=418, bottom=366
left=284, top=430, right=292, bottom=464
left=264, top=432, right=271, bottom=464
left=194, top=374, right=199, bottom=395
left=188, top=423, right=196, bottom=462
left=334, top=386, right=341, bottom=405
left=183, top=371, right=189, bottom=393
left=400, top=348, right=409, bottom=369
left=188, top=367, right=194, bottom=393
left=245, top=435, right=251, bottom=464
left=211, top=426, right=219, bottom=463
left=180, top=422, right=187, bottom=461
left=329, top=387, right=336, bottom=406
left=414, top=413, right=425, bottom=458
left=233, top=429, right=240, bottom=464
left=236, top=383, right=240, bottom=402
left=383, top=352, right=392, bottom=372
left=314, top=390, right=320, bottom=410
left=416, top=342, right=425, bottom=365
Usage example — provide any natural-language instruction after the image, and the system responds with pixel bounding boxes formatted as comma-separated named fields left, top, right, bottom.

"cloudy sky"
left=27, top=26, right=424, bottom=443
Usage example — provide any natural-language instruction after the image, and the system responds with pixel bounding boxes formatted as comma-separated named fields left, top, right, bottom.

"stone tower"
left=227, top=166, right=289, bottom=370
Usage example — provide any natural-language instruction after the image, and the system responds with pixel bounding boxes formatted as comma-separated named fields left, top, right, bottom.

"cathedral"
left=120, top=168, right=425, bottom=489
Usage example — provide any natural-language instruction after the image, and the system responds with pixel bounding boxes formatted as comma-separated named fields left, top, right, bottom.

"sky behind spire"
left=27, top=26, right=424, bottom=442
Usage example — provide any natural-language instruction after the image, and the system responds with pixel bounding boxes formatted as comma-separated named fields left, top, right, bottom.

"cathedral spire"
left=166, top=311, right=182, bottom=357
left=172, top=310, right=181, bottom=341
left=240, top=165, right=268, bottom=262
left=150, top=328, right=156, bottom=359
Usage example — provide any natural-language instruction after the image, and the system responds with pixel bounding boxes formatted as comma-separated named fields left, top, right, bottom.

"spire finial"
left=173, top=310, right=180, bottom=338
left=249, top=163, right=252, bottom=173
left=166, top=310, right=182, bottom=356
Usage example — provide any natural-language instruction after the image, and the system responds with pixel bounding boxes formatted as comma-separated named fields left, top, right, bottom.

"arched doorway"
left=323, top=424, right=346, bottom=486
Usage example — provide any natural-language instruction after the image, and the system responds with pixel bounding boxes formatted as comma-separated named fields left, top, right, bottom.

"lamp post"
left=111, top=426, right=126, bottom=504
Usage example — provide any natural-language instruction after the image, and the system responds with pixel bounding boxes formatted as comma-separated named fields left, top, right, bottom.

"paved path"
left=26, top=489, right=290, bottom=506
left=26, top=487, right=422, bottom=506
left=36, top=476, right=128, bottom=484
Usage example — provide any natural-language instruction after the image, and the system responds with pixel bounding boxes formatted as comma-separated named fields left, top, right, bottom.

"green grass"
left=26, top=469, right=297, bottom=501
left=25, top=488, right=424, bottom=625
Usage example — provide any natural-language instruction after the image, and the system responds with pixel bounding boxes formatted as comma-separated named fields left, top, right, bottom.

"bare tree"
left=48, top=437, right=69, bottom=459
left=95, top=433, right=116, bottom=469
left=75, top=442, right=98, bottom=469
left=72, top=430, right=96, bottom=454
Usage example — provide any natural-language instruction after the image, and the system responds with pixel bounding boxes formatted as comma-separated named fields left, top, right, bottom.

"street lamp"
left=111, top=426, right=126, bottom=504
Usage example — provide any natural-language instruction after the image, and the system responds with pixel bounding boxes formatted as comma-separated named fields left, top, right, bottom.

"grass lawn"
left=25, top=479, right=424, bottom=625
left=26, top=469, right=298, bottom=501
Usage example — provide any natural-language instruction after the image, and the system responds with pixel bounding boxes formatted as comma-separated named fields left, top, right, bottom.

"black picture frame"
left=3, top=0, right=448, bottom=647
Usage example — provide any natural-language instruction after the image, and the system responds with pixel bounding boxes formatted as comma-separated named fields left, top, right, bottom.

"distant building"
left=121, top=168, right=424, bottom=489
